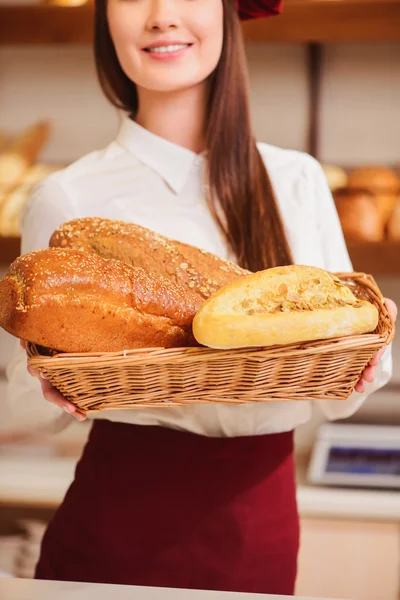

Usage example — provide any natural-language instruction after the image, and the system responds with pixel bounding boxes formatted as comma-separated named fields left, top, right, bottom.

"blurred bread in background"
left=0, top=121, right=50, bottom=190
left=0, top=144, right=398, bottom=244
left=347, top=166, right=400, bottom=228
left=0, top=163, right=62, bottom=237
left=0, top=121, right=64, bottom=237
left=387, top=200, right=400, bottom=241
left=324, top=163, right=400, bottom=242
left=322, top=164, right=348, bottom=192
left=333, top=187, right=384, bottom=242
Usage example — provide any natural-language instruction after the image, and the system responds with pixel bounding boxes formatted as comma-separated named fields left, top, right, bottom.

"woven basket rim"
left=24, top=271, right=396, bottom=412
left=27, top=271, right=395, bottom=365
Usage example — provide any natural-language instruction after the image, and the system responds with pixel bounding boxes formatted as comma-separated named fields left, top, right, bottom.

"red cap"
left=236, top=0, right=283, bottom=21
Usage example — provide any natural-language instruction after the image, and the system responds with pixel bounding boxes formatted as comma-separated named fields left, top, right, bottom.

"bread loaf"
left=347, top=166, right=400, bottom=226
left=333, top=188, right=384, bottom=242
left=387, top=199, right=400, bottom=241
left=0, top=163, right=62, bottom=236
left=50, top=218, right=248, bottom=299
left=193, top=265, right=378, bottom=349
left=322, top=164, right=348, bottom=192
left=0, top=248, right=202, bottom=353
left=0, top=121, right=50, bottom=190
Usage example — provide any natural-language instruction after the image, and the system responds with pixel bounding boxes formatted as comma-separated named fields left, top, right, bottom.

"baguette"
left=0, top=248, right=202, bottom=353
left=193, top=265, right=379, bottom=349
left=50, top=217, right=249, bottom=299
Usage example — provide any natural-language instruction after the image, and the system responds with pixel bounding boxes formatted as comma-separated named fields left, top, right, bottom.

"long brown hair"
left=94, top=0, right=293, bottom=272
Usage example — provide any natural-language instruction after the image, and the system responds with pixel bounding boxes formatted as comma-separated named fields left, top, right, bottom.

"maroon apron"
left=35, top=421, right=299, bottom=595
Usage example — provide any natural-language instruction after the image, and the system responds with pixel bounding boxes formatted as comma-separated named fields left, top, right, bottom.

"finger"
left=45, top=393, right=87, bottom=420
left=27, top=364, right=41, bottom=379
left=369, top=347, right=385, bottom=367
left=355, top=380, right=365, bottom=393
left=362, top=364, right=375, bottom=383
left=73, top=412, right=87, bottom=422
left=384, top=298, right=398, bottom=322
left=42, top=386, right=87, bottom=420
left=41, top=379, right=75, bottom=410
left=27, top=364, right=50, bottom=380
left=27, top=364, right=87, bottom=420
left=20, top=340, right=27, bottom=350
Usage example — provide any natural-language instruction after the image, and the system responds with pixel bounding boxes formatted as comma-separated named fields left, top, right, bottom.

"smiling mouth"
left=143, top=44, right=193, bottom=53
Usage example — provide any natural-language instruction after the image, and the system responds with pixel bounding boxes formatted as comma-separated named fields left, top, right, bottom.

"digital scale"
left=308, top=423, right=400, bottom=489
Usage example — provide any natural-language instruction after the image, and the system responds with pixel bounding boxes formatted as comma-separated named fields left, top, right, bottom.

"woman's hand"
left=21, top=340, right=87, bottom=421
left=354, top=297, right=397, bottom=393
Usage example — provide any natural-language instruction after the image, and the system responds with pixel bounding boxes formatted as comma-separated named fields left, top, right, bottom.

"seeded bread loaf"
left=193, top=265, right=379, bottom=348
left=50, top=217, right=249, bottom=299
left=0, top=248, right=202, bottom=353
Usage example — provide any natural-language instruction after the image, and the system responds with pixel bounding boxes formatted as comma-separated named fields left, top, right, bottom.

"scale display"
left=326, top=446, right=400, bottom=476
left=308, top=424, right=400, bottom=488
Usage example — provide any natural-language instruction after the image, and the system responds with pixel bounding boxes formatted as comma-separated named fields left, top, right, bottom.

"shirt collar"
left=116, top=117, right=202, bottom=195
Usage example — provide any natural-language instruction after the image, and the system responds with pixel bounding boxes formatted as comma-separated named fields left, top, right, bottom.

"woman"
left=6, top=0, right=396, bottom=594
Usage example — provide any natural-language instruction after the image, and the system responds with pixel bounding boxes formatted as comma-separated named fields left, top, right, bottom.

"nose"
left=146, top=0, right=180, bottom=32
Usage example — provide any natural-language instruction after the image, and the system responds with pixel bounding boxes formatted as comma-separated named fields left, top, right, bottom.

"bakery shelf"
left=1, top=0, right=400, bottom=45
left=347, top=240, right=400, bottom=277
left=0, top=237, right=20, bottom=266
left=242, top=0, right=400, bottom=44
left=0, top=4, right=94, bottom=45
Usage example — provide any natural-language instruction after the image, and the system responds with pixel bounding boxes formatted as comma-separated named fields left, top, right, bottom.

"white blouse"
left=5, top=118, right=392, bottom=436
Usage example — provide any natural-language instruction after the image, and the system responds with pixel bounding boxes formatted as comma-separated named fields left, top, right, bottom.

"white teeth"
left=148, top=44, right=189, bottom=53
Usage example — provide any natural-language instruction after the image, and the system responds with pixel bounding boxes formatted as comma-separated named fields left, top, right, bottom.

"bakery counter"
left=0, top=453, right=399, bottom=521
left=0, top=578, right=343, bottom=600
left=1, top=456, right=398, bottom=599
left=0, top=454, right=75, bottom=508
left=296, top=462, right=400, bottom=522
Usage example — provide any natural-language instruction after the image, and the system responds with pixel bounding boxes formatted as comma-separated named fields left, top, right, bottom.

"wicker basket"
left=27, top=272, right=395, bottom=413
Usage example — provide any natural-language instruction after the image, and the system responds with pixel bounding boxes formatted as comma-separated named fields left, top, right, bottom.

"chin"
left=142, top=75, right=205, bottom=94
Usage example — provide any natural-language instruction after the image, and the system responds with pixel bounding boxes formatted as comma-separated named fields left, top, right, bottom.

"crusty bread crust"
left=0, top=248, right=202, bottom=353
left=50, top=217, right=248, bottom=299
left=193, top=265, right=379, bottom=348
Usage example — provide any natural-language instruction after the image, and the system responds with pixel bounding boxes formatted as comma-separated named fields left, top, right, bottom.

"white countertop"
left=0, top=578, right=344, bottom=600
left=0, top=453, right=399, bottom=521
left=296, top=481, right=400, bottom=521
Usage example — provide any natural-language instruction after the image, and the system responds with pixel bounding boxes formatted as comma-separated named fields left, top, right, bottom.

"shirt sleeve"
left=237, top=0, right=282, bottom=21
left=4, top=177, right=78, bottom=433
left=305, top=156, right=393, bottom=420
